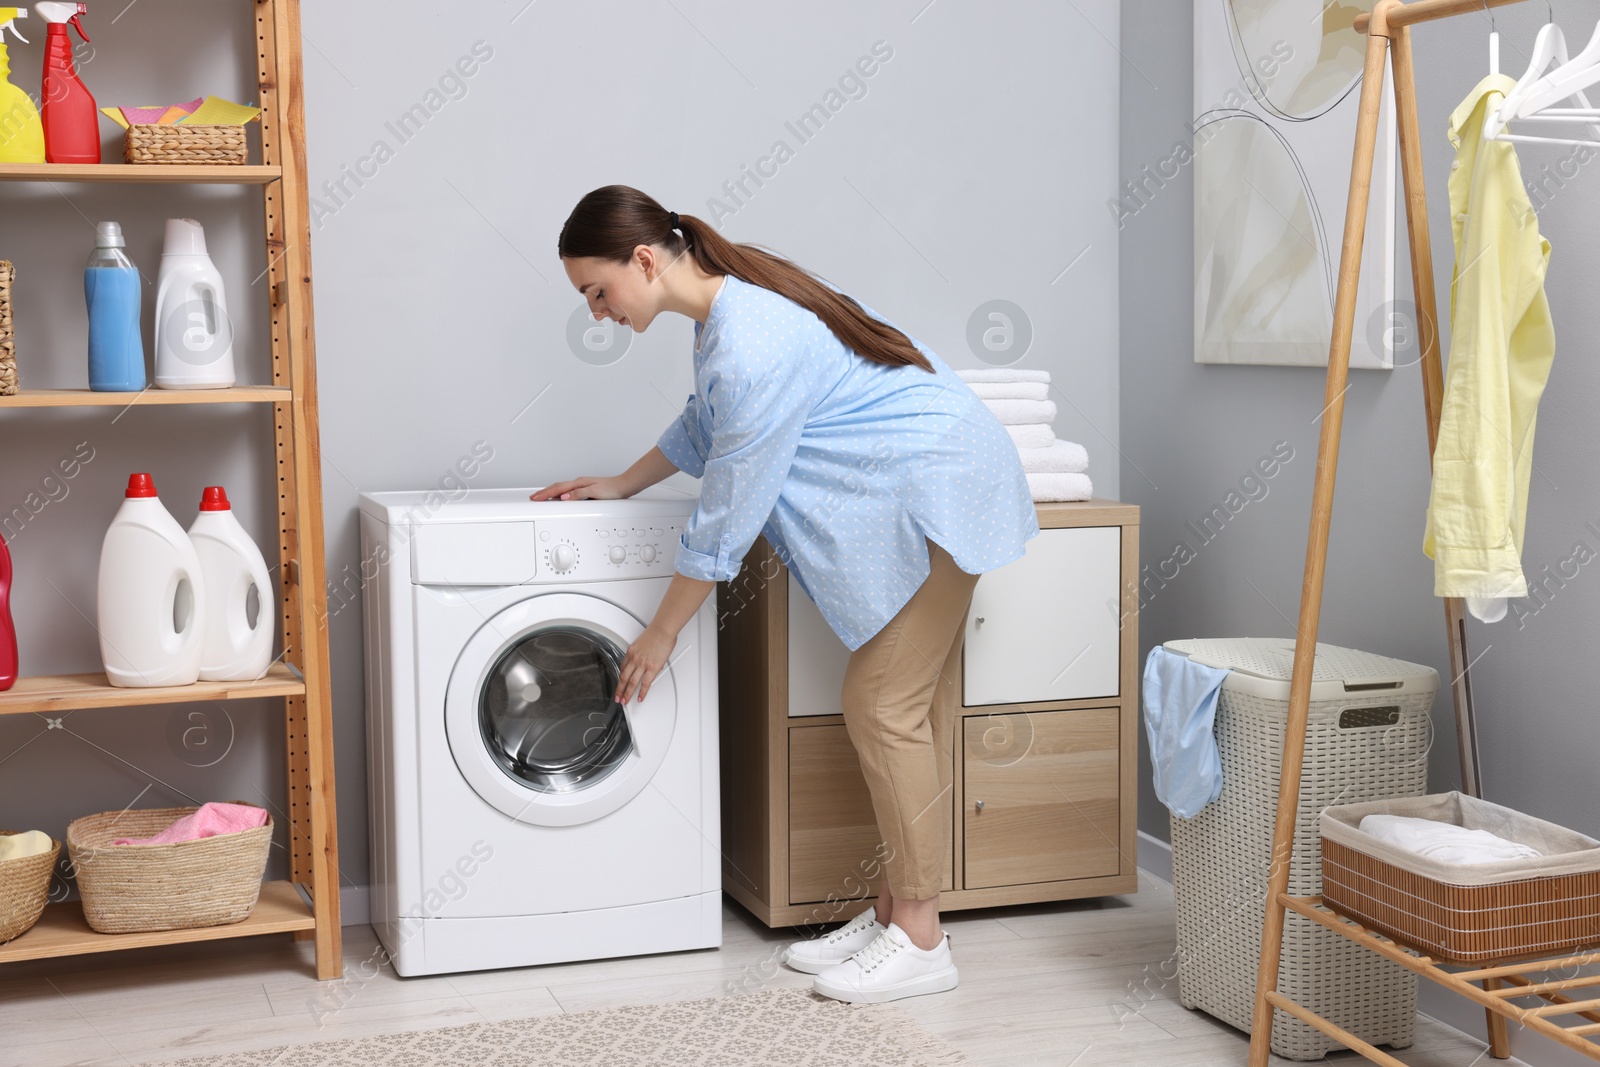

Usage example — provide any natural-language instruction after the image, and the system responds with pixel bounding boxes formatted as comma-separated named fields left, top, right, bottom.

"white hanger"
left=1486, top=7, right=1600, bottom=148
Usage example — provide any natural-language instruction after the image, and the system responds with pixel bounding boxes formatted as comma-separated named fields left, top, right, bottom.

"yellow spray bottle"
left=0, top=7, right=45, bottom=164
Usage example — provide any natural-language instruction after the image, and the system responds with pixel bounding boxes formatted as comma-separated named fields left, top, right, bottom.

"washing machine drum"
left=445, top=593, right=677, bottom=827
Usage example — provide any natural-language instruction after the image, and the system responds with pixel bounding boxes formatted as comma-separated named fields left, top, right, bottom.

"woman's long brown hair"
left=558, top=185, right=932, bottom=372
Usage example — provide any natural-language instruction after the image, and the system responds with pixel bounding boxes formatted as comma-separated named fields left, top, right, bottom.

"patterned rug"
left=148, top=988, right=971, bottom=1066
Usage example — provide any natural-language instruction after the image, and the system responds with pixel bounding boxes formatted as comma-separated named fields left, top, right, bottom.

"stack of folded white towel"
left=957, top=368, right=1092, bottom=502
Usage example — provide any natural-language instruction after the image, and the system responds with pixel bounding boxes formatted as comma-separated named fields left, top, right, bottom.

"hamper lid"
left=1162, top=637, right=1437, bottom=694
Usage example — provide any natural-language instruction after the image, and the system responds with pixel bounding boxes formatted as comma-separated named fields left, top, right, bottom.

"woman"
left=535, top=185, right=1038, bottom=1004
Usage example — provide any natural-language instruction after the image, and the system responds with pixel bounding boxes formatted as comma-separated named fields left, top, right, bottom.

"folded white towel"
left=1027, top=471, right=1093, bottom=502
left=958, top=368, right=1051, bottom=384
left=0, top=830, right=54, bottom=862
left=968, top=381, right=1049, bottom=401
left=1006, top=424, right=1055, bottom=449
left=1018, top=440, right=1088, bottom=474
left=985, top=398, right=1056, bottom=425
left=1359, top=814, right=1541, bottom=865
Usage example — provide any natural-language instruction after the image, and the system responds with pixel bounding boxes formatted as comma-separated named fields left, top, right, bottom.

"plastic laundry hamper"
left=1163, top=637, right=1437, bottom=1060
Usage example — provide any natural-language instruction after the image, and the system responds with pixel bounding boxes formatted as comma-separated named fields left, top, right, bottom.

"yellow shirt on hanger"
left=1422, top=73, right=1556, bottom=623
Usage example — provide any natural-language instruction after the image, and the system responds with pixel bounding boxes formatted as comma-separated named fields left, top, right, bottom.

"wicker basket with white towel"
left=957, top=368, right=1091, bottom=501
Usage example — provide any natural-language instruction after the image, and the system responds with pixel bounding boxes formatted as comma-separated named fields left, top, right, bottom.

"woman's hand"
left=614, top=623, right=677, bottom=706
left=530, top=475, right=629, bottom=501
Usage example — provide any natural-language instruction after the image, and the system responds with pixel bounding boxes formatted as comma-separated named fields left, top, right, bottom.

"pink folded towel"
left=113, top=802, right=269, bottom=846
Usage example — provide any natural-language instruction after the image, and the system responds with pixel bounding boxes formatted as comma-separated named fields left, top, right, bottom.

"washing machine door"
left=444, top=592, right=676, bottom=827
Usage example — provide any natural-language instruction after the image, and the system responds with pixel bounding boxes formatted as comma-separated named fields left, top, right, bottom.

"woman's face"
left=564, top=248, right=661, bottom=332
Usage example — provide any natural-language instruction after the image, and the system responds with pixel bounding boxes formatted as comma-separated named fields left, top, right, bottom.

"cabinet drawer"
left=962, top=707, right=1120, bottom=889
left=963, top=526, right=1121, bottom=706
left=788, top=725, right=952, bottom=904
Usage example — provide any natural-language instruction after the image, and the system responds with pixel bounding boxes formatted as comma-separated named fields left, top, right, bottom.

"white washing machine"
left=358, top=486, right=721, bottom=977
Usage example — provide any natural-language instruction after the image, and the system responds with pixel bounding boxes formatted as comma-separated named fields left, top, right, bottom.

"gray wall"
left=1122, top=3, right=1599, bottom=1061
left=0, top=2, right=1121, bottom=900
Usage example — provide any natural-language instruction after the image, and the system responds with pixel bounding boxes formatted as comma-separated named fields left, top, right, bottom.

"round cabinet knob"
left=550, top=543, right=577, bottom=572
left=974, top=799, right=985, bottom=812
left=639, top=544, right=657, bottom=563
left=975, top=616, right=986, bottom=628
left=608, top=545, right=627, bottom=564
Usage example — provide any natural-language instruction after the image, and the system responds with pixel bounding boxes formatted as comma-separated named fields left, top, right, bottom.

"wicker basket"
left=125, top=124, right=247, bottom=165
left=0, top=259, right=15, bottom=396
left=1322, top=792, right=1600, bottom=965
left=0, top=831, right=60, bottom=943
left=1165, top=637, right=1435, bottom=1060
left=67, top=805, right=271, bottom=934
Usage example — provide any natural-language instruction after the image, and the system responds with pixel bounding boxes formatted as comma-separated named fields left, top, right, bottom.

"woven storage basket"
left=0, top=831, right=60, bottom=943
left=125, top=124, right=247, bottom=165
left=1164, top=637, right=1435, bottom=1060
left=1322, top=792, right=1600, bottom=965
left=0, top=259, right=15, bottom=396
left=67, top=805, right=271, bottom=934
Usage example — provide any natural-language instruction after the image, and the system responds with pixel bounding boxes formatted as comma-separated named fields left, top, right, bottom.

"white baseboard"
left=1137, top=829, right=1173, bottom=885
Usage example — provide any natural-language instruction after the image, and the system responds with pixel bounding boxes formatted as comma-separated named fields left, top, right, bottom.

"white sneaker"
left=812, top=922, right=959, bottom=1004
left=782, top=906, right=885, bottom=974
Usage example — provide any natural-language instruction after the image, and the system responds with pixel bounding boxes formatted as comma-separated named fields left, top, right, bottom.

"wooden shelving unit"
left=0, top=664, right=305, bottom=716
left=0, top=386, right=293, bottom=408
left=0, top=0, right=341, bottom=979
left=0, top=163, right=281, bottom=184
left=0, top=882, right=316, bottom=964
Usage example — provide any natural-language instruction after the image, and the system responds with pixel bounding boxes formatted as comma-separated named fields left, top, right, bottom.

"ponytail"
left=558, top=185, right=933, bottom=372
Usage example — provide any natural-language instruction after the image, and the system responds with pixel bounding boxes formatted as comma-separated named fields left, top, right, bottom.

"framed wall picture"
left=1193, top=0, right=1396, bottom=368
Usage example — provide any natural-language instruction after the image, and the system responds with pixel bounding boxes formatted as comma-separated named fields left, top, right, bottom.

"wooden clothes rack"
left=1248, top=0, right=1600, bottom=1063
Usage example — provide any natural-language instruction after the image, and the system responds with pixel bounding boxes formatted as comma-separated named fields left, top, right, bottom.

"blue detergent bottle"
left=85, top=221, right=146, bottom=391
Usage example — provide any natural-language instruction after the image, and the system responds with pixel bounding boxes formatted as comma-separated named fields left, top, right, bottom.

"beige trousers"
left=840, top=538, right=980, bottom=900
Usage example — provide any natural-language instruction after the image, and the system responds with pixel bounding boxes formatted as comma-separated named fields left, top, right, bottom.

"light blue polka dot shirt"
left=656, top=274, right=1040, bottom=651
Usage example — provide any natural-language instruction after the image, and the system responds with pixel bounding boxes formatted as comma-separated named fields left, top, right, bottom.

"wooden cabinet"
left=718, top=499, right=1139, bottom=927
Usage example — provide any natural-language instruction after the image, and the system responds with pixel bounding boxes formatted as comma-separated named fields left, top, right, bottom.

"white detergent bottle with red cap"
left=188, top=486, right=273, bottom=681
left=97, top=473, right=206, bottom=688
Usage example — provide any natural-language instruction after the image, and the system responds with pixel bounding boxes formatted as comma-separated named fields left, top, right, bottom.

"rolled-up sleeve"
left=674, top=352, right=816, bottom=583
left=657, top=393, right=710, bottom=478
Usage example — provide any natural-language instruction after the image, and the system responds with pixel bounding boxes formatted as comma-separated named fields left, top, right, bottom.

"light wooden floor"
left=2, top=873, right=1523, bottom=1066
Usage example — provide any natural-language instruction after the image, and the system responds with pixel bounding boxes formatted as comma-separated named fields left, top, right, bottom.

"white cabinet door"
left=788, top=573, right=852, bottom=717
left=963, top=527, right=1121, bottom=706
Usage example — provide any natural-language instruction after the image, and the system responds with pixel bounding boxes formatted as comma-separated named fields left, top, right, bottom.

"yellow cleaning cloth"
left=178, top=96, right=261, bottom=125
left=99, top=106, right=130, bottom=130
left=0, top=830, right=53, bottom=861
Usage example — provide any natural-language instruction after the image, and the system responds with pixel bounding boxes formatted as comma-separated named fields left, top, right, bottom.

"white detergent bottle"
left=97, top=473, right=206, bottom=688
left=153, top=218, right=235, bottom=389
left=188, top=486, right=274, bottom=681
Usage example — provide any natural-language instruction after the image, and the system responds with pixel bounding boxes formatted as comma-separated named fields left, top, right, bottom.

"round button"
left=609, top=545, right=627, bottom=564
left=539, top=530, right=550, bottom=542
left=639, top=544, right=657, bottom=563
left=550, top=543, right=577, bottom=572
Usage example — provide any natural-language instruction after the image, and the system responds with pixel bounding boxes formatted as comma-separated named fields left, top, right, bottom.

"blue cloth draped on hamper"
left=1141, top=646, right=1231, bottom=819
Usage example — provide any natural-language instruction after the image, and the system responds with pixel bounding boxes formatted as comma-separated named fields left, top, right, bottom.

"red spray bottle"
left=36, top=2, right=97, bottom=164
left=0, top=531, right=16, bottom=691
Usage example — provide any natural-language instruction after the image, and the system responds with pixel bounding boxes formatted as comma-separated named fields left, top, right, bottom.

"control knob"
left=550, top=542, right=578, bottom=573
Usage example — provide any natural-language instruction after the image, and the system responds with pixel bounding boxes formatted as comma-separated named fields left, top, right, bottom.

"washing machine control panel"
left=535, top=516, right=685, bottom=580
